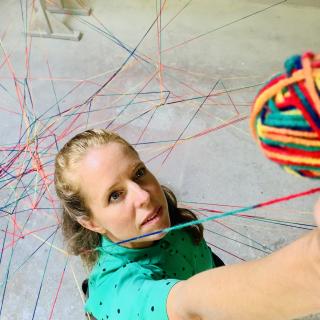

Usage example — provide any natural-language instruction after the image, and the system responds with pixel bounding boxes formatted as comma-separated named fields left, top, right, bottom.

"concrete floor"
left=0, top=0, right=319, bottom=319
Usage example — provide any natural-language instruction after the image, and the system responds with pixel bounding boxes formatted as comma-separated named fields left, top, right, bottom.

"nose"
left=129, top=181, right=151, bottom=208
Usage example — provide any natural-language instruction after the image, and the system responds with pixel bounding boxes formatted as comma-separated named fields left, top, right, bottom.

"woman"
left=54, top=129, right=320, bottom=320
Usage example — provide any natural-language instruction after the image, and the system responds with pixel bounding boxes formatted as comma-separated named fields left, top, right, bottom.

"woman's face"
left=74, top=142, right=170, bottom=248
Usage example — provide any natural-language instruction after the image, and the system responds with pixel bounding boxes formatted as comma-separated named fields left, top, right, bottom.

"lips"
left=141, top=206, right=161, bottom=226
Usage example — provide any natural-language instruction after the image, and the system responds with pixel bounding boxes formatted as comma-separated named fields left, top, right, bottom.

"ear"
left=77, top=216, right=106, bottom=234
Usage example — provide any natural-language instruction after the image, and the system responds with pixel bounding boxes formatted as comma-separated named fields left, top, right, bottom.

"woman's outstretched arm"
left=167, top=227, right=320, bottom=320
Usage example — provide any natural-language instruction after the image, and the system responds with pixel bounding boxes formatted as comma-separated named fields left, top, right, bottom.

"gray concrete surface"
left=0, top=0, right=319, bottom=319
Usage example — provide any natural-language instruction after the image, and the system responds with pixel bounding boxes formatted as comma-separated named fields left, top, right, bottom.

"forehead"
left=80, top=142, right=139, bottom=172
left=74, top=142, right=140, bottom=201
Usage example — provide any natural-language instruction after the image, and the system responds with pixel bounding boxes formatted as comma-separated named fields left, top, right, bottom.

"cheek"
left=148, top=174, right=162, bottom=192
left=151, top=182, right=165, bottom=201
left=98, top=206, right=130, bottom=228
left=119, top=203, right=138, bottom=226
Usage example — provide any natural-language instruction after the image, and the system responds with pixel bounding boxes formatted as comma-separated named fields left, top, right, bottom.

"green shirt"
left=85, top=230, right=215, bottom=320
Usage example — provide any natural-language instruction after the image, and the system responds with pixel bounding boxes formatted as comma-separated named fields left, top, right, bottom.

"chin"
left=141, top=228, right=168, bottom=245
left=129, top=232, right=166, bottom=248
left=136, top=212, right=171, bottom=245
left=149, top=231, right=167, bottom=241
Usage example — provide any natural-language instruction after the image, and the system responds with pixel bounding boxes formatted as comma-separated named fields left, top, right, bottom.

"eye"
left=135, top=167, right=146, bottom=179
left=109, top=191, right=122, bottom=203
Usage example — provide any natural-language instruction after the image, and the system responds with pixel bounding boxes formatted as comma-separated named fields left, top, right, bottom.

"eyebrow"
left=101, top=161, right=144, bottom=205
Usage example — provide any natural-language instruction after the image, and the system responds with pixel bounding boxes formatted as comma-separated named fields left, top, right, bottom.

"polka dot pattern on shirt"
left=85, top=229, right=215, bottom=319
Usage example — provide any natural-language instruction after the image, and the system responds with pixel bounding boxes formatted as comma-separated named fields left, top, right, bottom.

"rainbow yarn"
left=250, top=52, right=320, bottom=179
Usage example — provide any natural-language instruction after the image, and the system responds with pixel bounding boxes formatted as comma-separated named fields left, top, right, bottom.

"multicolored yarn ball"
left=250, top=52, right=320, bottom=179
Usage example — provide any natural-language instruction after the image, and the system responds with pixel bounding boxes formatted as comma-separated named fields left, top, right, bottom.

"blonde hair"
left=54, top=129, right=203, bottom=269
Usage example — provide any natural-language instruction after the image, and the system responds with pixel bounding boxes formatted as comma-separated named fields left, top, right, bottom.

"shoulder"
left=86, top=261, right=181, bottom=320
left=167, top=280, right=193, bottom=320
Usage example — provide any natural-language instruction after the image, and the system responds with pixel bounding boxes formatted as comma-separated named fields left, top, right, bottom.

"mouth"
left=141, top=206, right=162, bottom=227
